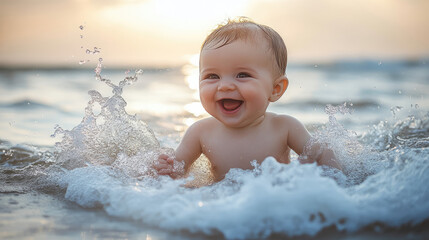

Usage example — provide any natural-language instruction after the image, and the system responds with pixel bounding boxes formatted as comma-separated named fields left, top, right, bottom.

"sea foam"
left=51, top=60, right=429, bottom=239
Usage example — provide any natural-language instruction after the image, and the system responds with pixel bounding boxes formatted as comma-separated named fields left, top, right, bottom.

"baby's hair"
left=201, top=17, right=287, bottom=76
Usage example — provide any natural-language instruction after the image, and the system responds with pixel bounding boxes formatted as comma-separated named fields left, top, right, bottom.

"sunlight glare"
left=182, top=54, right=200, bottom=91
left=148, top=0, right=250, bottom=26
left=184, top=102, right=206, bottom=118
left=100, top=0, right=250, bottom=33
left=182, top=53, right=206, bottom=118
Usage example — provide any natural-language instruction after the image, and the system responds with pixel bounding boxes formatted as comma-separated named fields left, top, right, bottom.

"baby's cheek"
left=199, top=87, right=210, bottom=101
left=199, top=87, right=215, bottom=112
left=250, top=96, right=271, bottom=114
left=243, top=87, right=270, bottom=105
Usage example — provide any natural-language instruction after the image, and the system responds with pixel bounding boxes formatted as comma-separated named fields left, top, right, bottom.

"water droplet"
left=390, top=106, right=403, bottom=117
left=95, top=67, right=101, bottom=75
left=85, top=47, right=101, bottom=55
left=5, top=150, right=13, bottom=157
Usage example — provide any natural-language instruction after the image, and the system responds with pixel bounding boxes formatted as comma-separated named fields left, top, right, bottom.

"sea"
left=1, top=57, right=429, bottom=239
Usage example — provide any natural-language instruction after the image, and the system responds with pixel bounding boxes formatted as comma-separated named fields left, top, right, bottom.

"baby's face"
left=199, top=39, right=277, bottom=128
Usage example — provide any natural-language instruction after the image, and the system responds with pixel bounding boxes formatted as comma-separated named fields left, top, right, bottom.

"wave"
left=0, top=99, right=72, bottom=115
left=2, top=62, right=428, bottom=239
left=290, top=58, right=429, bottom=72
left=57, top=154, right=428, bottom=239
left=2, top=98, right=428, bottom=239
left=275, top=100, right=380, bottom=110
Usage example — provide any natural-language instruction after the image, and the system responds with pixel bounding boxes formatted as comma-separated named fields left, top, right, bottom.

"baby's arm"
left=154, top=121, right=203, bottom=178
left=286, top=116, right=342, bottom=170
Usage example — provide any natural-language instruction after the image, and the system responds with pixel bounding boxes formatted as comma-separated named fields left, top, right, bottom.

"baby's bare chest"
left=200, top=130, right=290, bottom=179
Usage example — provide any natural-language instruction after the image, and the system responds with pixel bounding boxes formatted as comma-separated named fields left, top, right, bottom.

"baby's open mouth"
left=219, top=99, right=243, bottom=112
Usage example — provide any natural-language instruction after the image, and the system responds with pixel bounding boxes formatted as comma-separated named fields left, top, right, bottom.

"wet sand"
left=0, top=191, right=191, bottom=240
left=1, top=191, right=428, bottom=240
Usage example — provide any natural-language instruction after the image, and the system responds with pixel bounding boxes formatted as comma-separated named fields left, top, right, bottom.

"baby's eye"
left=205, top=74, right=219, bottom=79
left=237, top=72, right=251, bottom=78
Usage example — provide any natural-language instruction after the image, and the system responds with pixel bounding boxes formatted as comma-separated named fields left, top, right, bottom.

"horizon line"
left=0, top=56, right=427, bottom=71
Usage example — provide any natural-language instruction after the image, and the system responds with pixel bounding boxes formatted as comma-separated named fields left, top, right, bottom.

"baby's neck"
left=221, top=113, right=270, bottom=131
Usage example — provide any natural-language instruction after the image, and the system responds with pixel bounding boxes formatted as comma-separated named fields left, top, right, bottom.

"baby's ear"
left=269, top=76, right=288, bottom=102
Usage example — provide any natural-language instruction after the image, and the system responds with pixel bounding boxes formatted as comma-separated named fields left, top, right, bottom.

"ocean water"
left=1, top=58, right=429, bottom=239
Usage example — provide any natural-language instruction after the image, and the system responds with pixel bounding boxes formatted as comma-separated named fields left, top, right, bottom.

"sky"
left=0, top=0, right=428, bottom=68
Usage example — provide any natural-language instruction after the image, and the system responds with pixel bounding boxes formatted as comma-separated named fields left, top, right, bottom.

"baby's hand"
left=154, top=154, right=184, bottom=179
left=299, top=142, right=342, bottom=171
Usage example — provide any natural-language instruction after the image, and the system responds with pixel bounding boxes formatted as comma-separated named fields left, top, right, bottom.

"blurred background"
left=1, top=0, right=428, bottom=68
left=0, top=0, right=428, bottom=146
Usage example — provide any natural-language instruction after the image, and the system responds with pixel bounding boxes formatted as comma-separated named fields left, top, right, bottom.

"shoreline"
left=1, top=191, right=428, bottom=240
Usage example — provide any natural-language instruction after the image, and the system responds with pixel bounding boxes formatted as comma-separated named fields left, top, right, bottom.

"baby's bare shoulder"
left=267, top=113, right=311, bottom=153
left=180, top=118, right=218, bottom=144
left=268, top=112, right=303, bottom=127
left=188, top=117, right=218, bottom=132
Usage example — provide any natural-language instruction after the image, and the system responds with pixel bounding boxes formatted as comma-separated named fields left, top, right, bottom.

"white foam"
left=52, top=66, right=429, bottom=238
left=60, top=152, right=429, bottom=239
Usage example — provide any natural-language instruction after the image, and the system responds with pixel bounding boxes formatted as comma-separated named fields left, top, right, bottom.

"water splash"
left=3, top=90, right=429, bottom=239
left=51, top=60, right=166, bottom=178
left=362, top=110, right=429, bottom=151
left=78, top=24, right=101, bottom=65
left=86, top=47, right=101, bottom=55
left=302, top=102, right=387, bottom=186
left=78, top=60, right=90, bottom=65
left=390, top=105, right=403, bottom=118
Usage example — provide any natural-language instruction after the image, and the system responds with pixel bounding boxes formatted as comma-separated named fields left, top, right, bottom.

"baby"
left=155, top=18, right=341, bottom=181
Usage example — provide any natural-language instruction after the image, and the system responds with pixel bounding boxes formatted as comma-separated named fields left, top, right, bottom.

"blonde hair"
left=201, top=17, right=287, bottom=76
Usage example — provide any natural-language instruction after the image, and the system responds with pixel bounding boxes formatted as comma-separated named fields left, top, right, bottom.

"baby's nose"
left=217, top=79, right=236, bottom=91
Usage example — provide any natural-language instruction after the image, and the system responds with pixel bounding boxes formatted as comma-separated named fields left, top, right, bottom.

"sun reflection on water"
left=179, top=55, right=216, bottom=186
left=182, top=54, right=207, bottom=126
left=182, top=54, right=200, bottom=91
